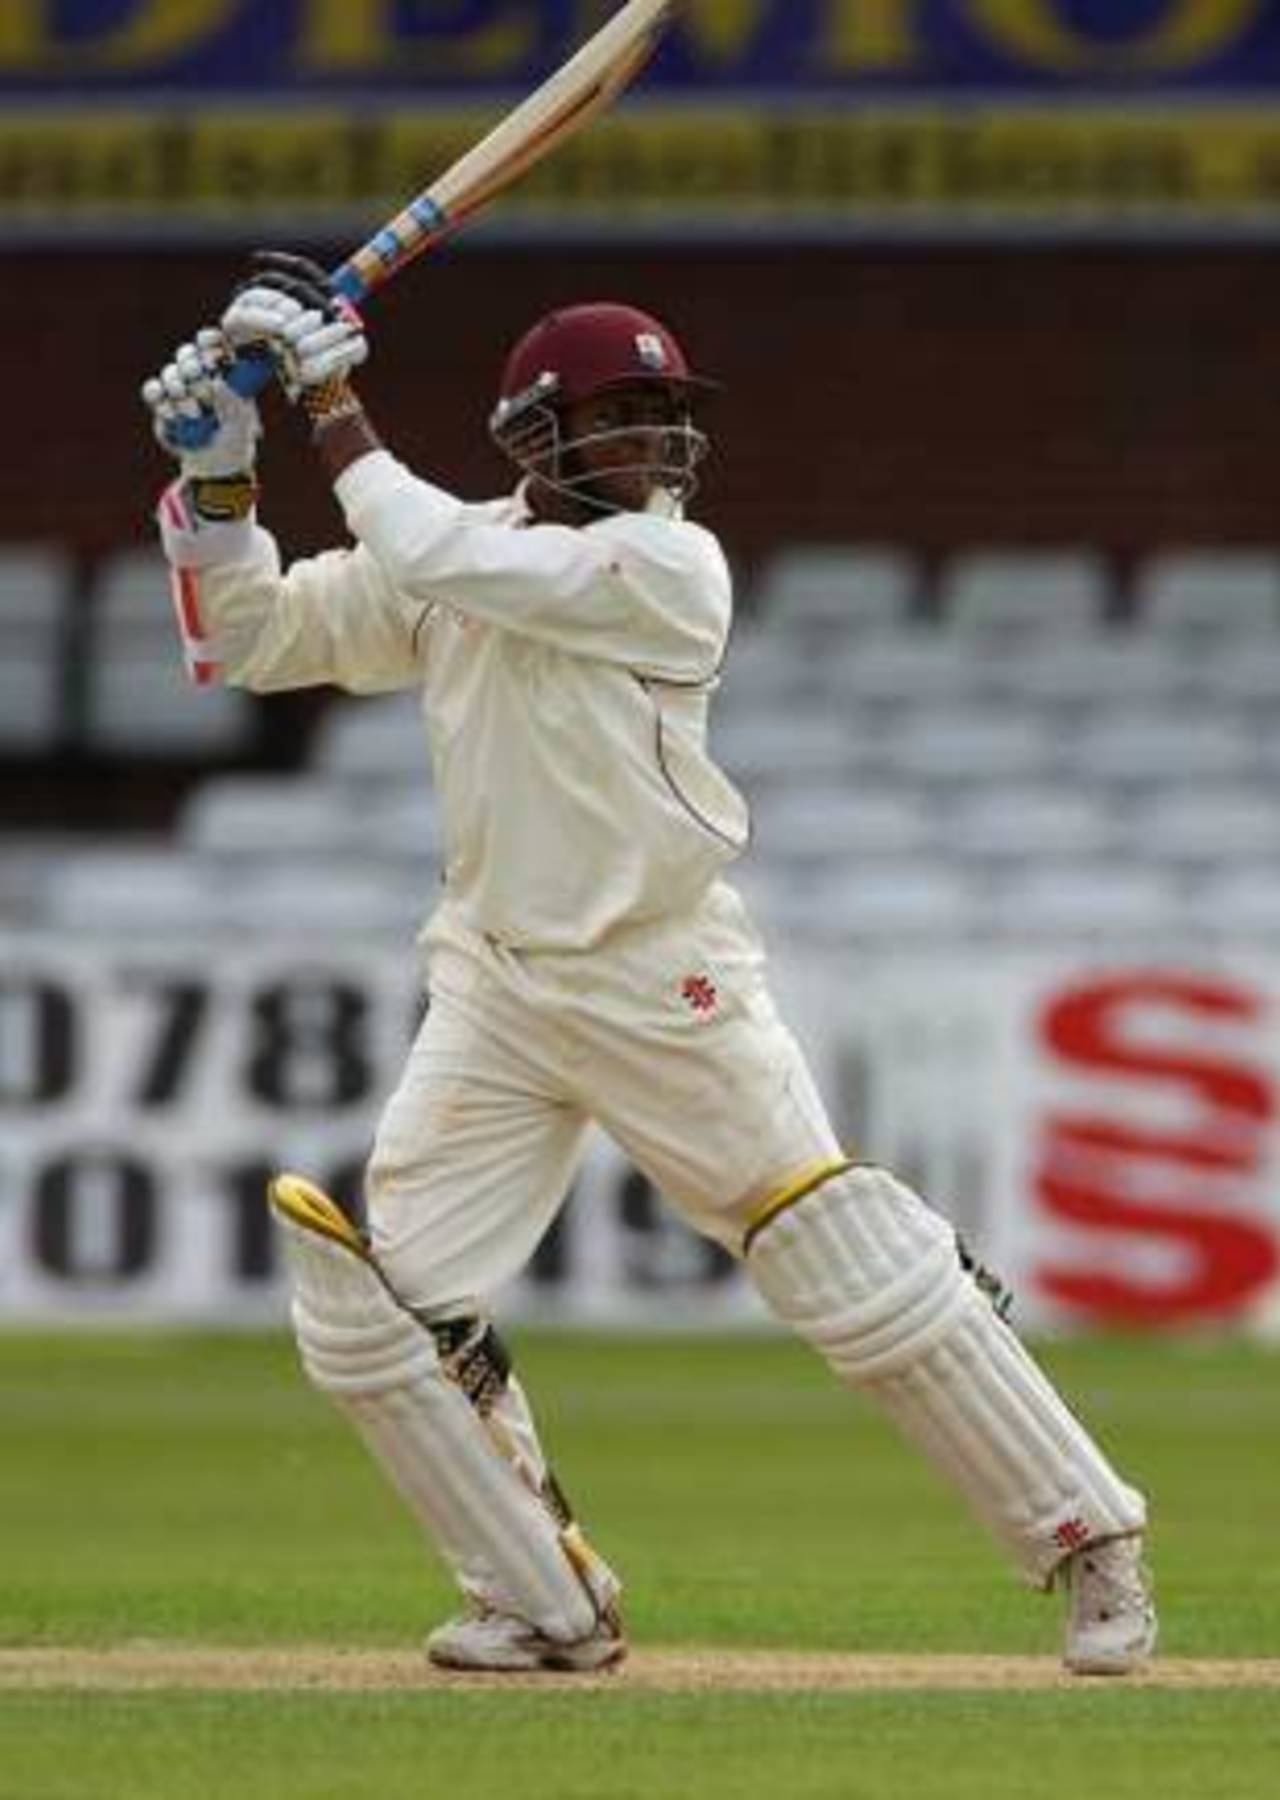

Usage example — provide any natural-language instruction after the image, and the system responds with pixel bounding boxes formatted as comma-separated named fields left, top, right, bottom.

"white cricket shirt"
left=160, top=450, right=750, bottom=950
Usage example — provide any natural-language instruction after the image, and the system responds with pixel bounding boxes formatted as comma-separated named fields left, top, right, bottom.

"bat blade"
left=207, top=0, right=673, bottom=414
left=337, top=0, right=673, bottom=301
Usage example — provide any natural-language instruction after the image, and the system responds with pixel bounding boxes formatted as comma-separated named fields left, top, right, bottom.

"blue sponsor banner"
left=3, top=1, right=1280, bottom=95
left=5, top=4, right=1280, bottom=240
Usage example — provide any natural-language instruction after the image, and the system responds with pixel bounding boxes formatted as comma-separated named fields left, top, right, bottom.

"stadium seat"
left=829, top=632, right=995, bottom=710
left=86, top=547, right=252, bottom=755
left=1062, top=711, right=1256, bottom=787
left=936, top=549, right=1110, bottom=636
left=180, top=776, right=368, bottom=857
left=0, top=542, right=71, bottom=751
left=1131, top=549, right=1280, bottom=635
left=242, top=863, right=427, bottom=933
left=181, top=772, right=443, bottom=866
left=717, top=625, right=812, bottom=711
left=759, top=860, right=984, bottom=945
left=44, top=844, right=428, bottom=936
left=884, top=706, right=1058, bottom=786
left=710, top=712, right=860, bottom=787
left=0, top=836, right=69, bottom=926
left=1186, top=640, right=1280, bottom=708
left=362, top=782, right=443, bottom=860
left=942, top=784, right=1119, bottom=863
left=1189, top=864, right=1280, bottom=938
left=1128, top=788, right=1280, bottom=868
left=43, top=848, right=236, bottom=931
left=751, top=786, right=937, bottom=866
left=988, top=635, right=1192, bottom=711
left=986, top=864, right=1188, bottom=938
left=836, top=862, right=986, bottom=942
left=752, top=544, right=922, bottom=635
left=311, top=692, right=428, bottom=778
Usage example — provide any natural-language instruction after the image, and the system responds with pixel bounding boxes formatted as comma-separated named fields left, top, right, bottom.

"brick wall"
left=7, top=243, right=1280, bottom=574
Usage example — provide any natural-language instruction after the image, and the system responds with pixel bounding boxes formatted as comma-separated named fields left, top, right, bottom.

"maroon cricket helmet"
left=491, top=301, right=716, bottom=432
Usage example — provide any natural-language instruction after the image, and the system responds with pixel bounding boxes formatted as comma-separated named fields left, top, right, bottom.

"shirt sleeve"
left=156, top=479, right=428, bottom=694
left=334, top=450, right=731, bottom=682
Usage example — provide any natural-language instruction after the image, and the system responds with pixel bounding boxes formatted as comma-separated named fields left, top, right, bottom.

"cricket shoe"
left=426, top=1605, right=626, bottom=1674
left=1061, top=1534, right=1157, bottom=1675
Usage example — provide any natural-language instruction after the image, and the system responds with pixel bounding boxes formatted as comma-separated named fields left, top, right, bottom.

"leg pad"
left=269, top=1173, right=616, bottom=1641
left=749, top=1166, right=1146, bottom=1586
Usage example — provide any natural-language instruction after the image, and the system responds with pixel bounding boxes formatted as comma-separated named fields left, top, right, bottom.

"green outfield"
left=1, top=1329, right=1277, bottom=1799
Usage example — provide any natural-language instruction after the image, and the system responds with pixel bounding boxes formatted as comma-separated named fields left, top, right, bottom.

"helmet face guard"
left=492, top=378, right=709, bottom=511
left=489, top=303, right=716, bottom=514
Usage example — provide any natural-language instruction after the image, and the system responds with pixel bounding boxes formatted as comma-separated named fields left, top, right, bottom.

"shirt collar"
left=511, top=478, right=683, bottom=525
left=508, top=480, right=537, bottom=524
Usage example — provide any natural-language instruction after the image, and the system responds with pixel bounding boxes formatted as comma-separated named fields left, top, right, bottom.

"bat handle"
left=224, top=348, right=277, bottom=397
left=164, top=260, right=369, bottom=453
left=331, top=260, right=369, bottom=303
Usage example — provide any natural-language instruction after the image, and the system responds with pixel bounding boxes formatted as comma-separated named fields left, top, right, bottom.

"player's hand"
left=222, top=250, right=369, bottom=401
left=140, top=328, right=262, bottom=476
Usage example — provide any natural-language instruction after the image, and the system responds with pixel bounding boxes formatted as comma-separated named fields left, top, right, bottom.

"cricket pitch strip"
left=2, top=1647, right=1278, bottom=1692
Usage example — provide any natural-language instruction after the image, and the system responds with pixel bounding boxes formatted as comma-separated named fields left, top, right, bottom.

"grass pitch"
left=0, top=1330, right=1277, bottom=1797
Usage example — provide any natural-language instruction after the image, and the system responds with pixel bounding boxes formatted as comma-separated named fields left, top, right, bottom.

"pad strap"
left=742, top=1155, right=857, bottom=1255
left=427, top=1318, right=512, bottom=1418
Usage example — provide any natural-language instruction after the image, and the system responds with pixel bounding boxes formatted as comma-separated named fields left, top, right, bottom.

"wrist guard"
left=186, top=471, right=259, bottom=523
left=304, top=376, right=363, bottom=431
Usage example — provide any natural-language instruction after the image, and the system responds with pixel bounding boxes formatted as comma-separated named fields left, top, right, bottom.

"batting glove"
left=222, top=250, right=369, bottom=403
left=140, top=328, right=262, bottom=477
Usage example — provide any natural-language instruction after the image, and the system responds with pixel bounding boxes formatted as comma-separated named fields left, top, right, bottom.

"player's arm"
left=338, top=455, right=731, bottom=682
left=228, top=252, right=728, bottom=682
left=142, top=322, right=425, bottom=695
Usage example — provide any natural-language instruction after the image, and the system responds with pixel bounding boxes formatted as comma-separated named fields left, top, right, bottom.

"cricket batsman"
left=141, top=253, right=1157, bottom=1676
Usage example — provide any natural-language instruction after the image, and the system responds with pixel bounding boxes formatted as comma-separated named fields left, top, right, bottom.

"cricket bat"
left=219, top=0, right=674, bottom=401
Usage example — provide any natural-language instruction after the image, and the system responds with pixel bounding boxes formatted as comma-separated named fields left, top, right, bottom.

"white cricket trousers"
left=366, top=881, right=841, bottom=1311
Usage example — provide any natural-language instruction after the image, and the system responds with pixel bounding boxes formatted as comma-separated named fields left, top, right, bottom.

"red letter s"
left=1034, top=974, right=1278, bottom=1325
